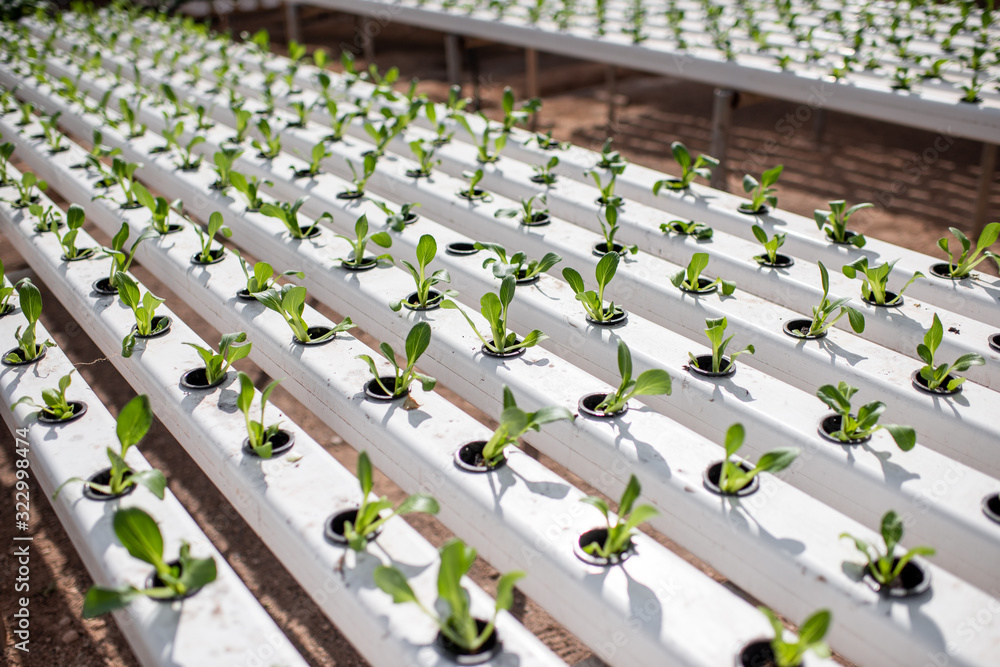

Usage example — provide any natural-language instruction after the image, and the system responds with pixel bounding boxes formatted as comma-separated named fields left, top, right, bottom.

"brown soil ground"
left=5, top=4, right=999, bottom=667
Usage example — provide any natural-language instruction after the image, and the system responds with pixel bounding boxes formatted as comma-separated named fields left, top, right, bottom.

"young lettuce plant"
left=184, top=332, right=251, bottom=387
left=118, top=97, right=146, bottom=138
left=251, top=118, right=282, bottom=159
left=0, top=259, right=14, bottom=316
left=292, top=140, right=331, bottom=179
left=192, top=212, right=232, bottom=263
left=916, top=313, right=985, bottom=392
left=455, top=114, right=507, bottom=163
left=494, top=194, right=549, bottom=225
left=357, top=321, right=437, bottom=398
left=407, top=138, right=439, bottom=177
left=260, top=196, right=327, bottom=239
left=530, top=156, right=559, bottom=185
left=841, top=257, right=924, bottom=306
left=595, top=138, right=626, bottom=170
left=229, top=107, right=253, bottom=145
left=814, top=200, right=872, bottom=247
left=255, top=284, right=354, bottom=344
left=741, top=164, right=783, bottom=213
left=107, top=158, right=141, bottom=208
left=596, top=205, right=637, bottom=254
left=115, top=272, right=168, bottom=358
left=233, top=250, right=304, bottom=296
left=499, top=86, right=541, bottom=133
left=27, top=202, right=62, bottom=234
left=936, top=223, right=1000, bottom=278
left=340, top=451, right=440, bottom=551
left=580, top=474, right=659, bottom=558
left=562, top=251, right=624, bottom=323
left=475, top=242, right=561, bottom=282
left=53, top=395, right=166, bottom=501
left=758, top=607, right=832, bottom=667
left=211, top=147, right=243, bottom=190
left=101, top=223, right=155, bottom=290
left=8, top=171, right=47, bottom=208
left=791, top=262, right=865, bottom=338
left=341, top=154, right=378, bottom=198
left=37, top=111, right=67, bottom=153
left=442, top=276, right=547, bottom=355
left=0, top=142, right=16, bottom=185
left=479, top=386, right=574, bottom=466
left=690, top=317, right=754, bottom=374
left=235, top=372, right=284, bottom=458
left=424, top=101, right=454, bottom=145
left=230, top=171, right=271, bottom=212
left=652, top=141, right=718, bottom=192
left=587, top=163, right=625, bottom=208
left=372, top=200, right=421, bottom=232
left=374, top=539, right=524, bottom=654
left=593, top=340, right=672, bottom=414
left=11, top=370, right=78, bottom=421
left=133, top=183, right=183, bottom=235
left=715, top=423, right=798, bottom=494
left=457, top=169, right=490, bottom=201
left=661, top=218, right=713, bottom=240
left=54, top=204, right=91, bottom=260
left=840, top=510, right=935, bottom=590
left=174, top=133, right=207, bottom=171
left=82, top=507, right=216, bottom=617
left=751, top=225, right=787, bottom=265
left=334, top=214, right=393, bottom=268
left=4, top=279, right=54, bottom=364
left=817, top=381, right=915, bottom=449
left=670, top=252, right=736, bottom=294
left=390, top=234, right=456, bottom=311
left=153, top=116, right=184, bottom=154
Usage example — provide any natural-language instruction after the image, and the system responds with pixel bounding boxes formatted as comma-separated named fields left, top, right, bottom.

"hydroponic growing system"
left=1, top=3, right=999, bottom=667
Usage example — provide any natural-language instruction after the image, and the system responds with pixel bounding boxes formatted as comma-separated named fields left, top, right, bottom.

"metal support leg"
left=973, top=142, right=998, bottom=238
left=525, top=48, right=539, bottom=131
left=284, top=1, right=301, bottom=44
left=444, top=34, right=462, bottom=88
left=605, top=65, right=617, bottom=129
left=709, top=88, right=736, bottom=191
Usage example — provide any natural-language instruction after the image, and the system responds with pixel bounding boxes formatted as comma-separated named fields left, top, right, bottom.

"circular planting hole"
left=445, top=242, right=479, bottom=256
left=82, top=467, right=136, bottom=502
left=591, top=241, right=624, bottom=257
left=180, top=368, right=227, bottom=391
left=146, top=560, right=206, bottom=602
left=574, top=527, right=634, bottom=567
left=585, top=308, right=627, bottom=327
left=782, top=318, right=824, bottom=340
left=132, top=316, right=172, bottom=340
left=293, top=326, right=335, bottom=346
left=453, top=440, right=506, bottom=473
left=754, top=253, right=794, bottom=269
left=577, top=392, right=627, bottom=419
left=37, top=401, right=88, bottom=425
left=703, top=460, right=759, bottom=497
left=403, top=290, right=444, bottom=311
left=679, top=277, right=718, bottom=295
left=687, top=354, right=735, bottom=378
left=1, top=345, right=47, bottom=367
left=863, top=557, right=931, bottom=598
left=190, top=248, right=226, bottom=266
left=982, top=494, right=1000, bottom=525
left=911, top=370, right=962, bottom=396
left=341, top=257, right=379, bottom=272
left=434, top=618, right=501, bottom=665
left=363, top=377, right=407, bottom=401
left=861, top=291, right=903, bottom=308
left=92, top=277, right=118, bottom=296
left=323, top=507, right=384, bottom=546
left=816, top=414, right=871, bottom=445
left=242, top=429, right=295, bottom=458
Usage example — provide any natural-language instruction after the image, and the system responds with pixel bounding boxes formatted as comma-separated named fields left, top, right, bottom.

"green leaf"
left=358, top=450, right=374, bottom=498
left=494, top=570, right=525, bottom=612
left=373, top=565, right=419, bottom=604
left=405, top=321, right=432, bottom=367
left=618, top=474, right=641, bottom=518
left=397, top=493, right=440, bottom=515
left=83, top=585, right=142, bottom=618
left=113, top=507, right=164, bottom=567
left=724, top=423, right=745, bottom=459
left=562, top=267, right=585, bottom=294
left=616, top=340, right=633, bottom=386
left=116, top=395, right=152, bottom=449
left=798, top=609, right=831, bottom=646
left=129, top=469, right=167, bottom=499
left=884, top=424, right=916, bottom=451
left=595, top=251, right=620, bottom=290
left=754, top=447, right=799, bottom=474
left=632, top=369, right=672, bottom=397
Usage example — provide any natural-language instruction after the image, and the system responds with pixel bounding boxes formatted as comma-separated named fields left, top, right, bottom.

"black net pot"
left=453, top=440, right=507, bottom=473
left=688, top=354, right=735, bottom=379
left=522, top=212, right=551, bottom=227
left=120, top=201, right=143, bottom=210
left=434, top=619, right=502, bottom=665
left=11, top=195, right=40, bottom=209
left=981, top=493, right=1000, bottom=525
left=737, top=203, right=768, bottom=216
left=782, top=318, right=824, bottom=340
left=445, top=242, right=480, bottom=256
left=236, top=288, right=259, bottom=301
left=292, top=168, right=320, bottom=180
left=363, top=376, right=408, bottom=402
left=585, top=308, right=628, bottom=327
left=400, top=212, right=420, bottom=226
left=703, top=460, right=759, bottom=497
left=591, top=241, right=625, bottom=257
left=146, top=560, right=207, bottom=603
left=91, top=277, right=119, bottom=296
left=405, top=168, right=431, bottom=179
left=2, top=345, right=48, bottom=367
left=33, top=220, right=64, bottom=233
left=754, top=253, right=794, bottom=269
left=481, top=340, right=526, bottom=359
left=190, top=248, right=226, bottom=266
left=242, top=429, right=295, bottom=458
left=816, top=414, right=871, bottom=445
left=36, top=401, right=88, bottom=425
left=514, top=269, right=540, bottom=287
left=293, top=326, right=336, bottom=347
left=911, top=370, right=963, bottom=396
left=341, top=257, right=379, bottom=272
left=578, top=392, right=627, bottom=419
left=61, top=247, right=97, bottom=262
left=861, top=291, right=903, bottom=308
left=403, top=290, right=444, bottom=311
left=736, top=640, right=784, bottom=667
left=323, top=507, right=383, bottom=546
left=659, top=178, right=686, bottom=192
left=292, top=225, right=322, bottom=239
left=678, top=277, right=718, bottom=295
left=574, top=528, right=634, bottom=567
left=528, top=174, right=555, bottom=185
left=826, top=230, right=862, bottom=247
left=132, top=316, right=172, bottom=341
left=82, top=467, right=136, bottom=502
left=987, top=333, right=1000, bottom=353
left=594, top=197, right=622, bottom=209
left=180, top=368, right=228, bottom=391
left=928, top=262, right=967, bottom=280
left=456, top=189, right=489, bottom=202
left=863, top=557, right=931, bottom=598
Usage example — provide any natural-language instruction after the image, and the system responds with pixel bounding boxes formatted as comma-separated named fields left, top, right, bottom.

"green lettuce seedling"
left=480, top=386, right=574, bottom=466
left=390, top=234, right=455, bottom=311
left=53, top=395, right=166, bottom=500
left=716, top=423, right=798, bottom=494
left=27, top=202, right=61, bottom=233
left=102, top=223, right=155, bottom=291
left=494, top=194, right=548, bottom=225
left=458, top=169, right=490, bottom=201
left=442, top=276, right=546, bottom=355
left=842, top=257, right=923, bottom=305
left=817, top=381, right=915, bottom=449
left=814, top=200, right=872, bottom=247
left=530, top=155, right=560, bottom=185
left=580, top=474, right=659, bottom=558
left=372, top=200, right=421, bottom=232
left=671, top=252, right=736, bottom=294
left=293, top=140, right=330, bottom=178
left=793, top=262, right=865, bottom=338
left=527, top=130, right=567, bottom=151
left=260, top=196, right=328, bottom=239
left=587, top=163, right=625, bottom=208
left=12, top=370, right=77, bottom=420
left=9, top=171, right=47, bottom=208
left=596, top=205, right=637, bottom=254
left=230, top=171, right=271, bottom=211
left=154, top=116, right=184, bottom=154
left=424, top=101, right=454, bottom=145
left=751, top=225, right=787, bottom=265
left=475, top=242, right=561, bottom=282
left=362, top=120, right=395, bottom=158
left=840, top=510, right=935, bottom=588
left=500, top=86, right=541, bottom=132
left=211, top=147, right=243, bottom=190
left=357, top=321, right=436, bottom=398
left=595, top=138, right=626, bottom=169
left=374, top=539, right=524, bottom=652
left=742, top=164, right=783, bottom=212
left=454, top=114, right=507, bottom=163
left=193, top=212, right=232, bottom=263
left=691, top=317, right=754, bottom=374
left=160, top=82, right=186, bottom=118
left=562, top=251, right=624, bottom=322
left=0, top=142, right=16, bottom=185
left=341, top=451, right=440, bottom=551
left=335, top=214, right=392, bottom=268
left=594, top=340, right=671, bottom=414
left=118, top=97, right=146, bottom=138
left=183, top=332, right=251, bottom=386
left=229, top=107, right=253, bottom=144
left=342, top=154, right=378, bottom=197
left=133, top=183, right=183, bottom=235
left=107, top=158, right=142, bottom=208
left=38, top=111, right=67, bottom=152
left=255, top=284, right=354, bottom=344
left=252, top=118, right=282, bottom=159
left=652, top=141, right=718, bottom=192
left=174, top=133, right=206, bottom=171
left=4, top=279, right=54, bottom=363
left=0, top=259, right=14, bottom=315
left=759, top=607, right=832, bottom=667
left=408, top=138, right=439, bottom=177
left=916, top=313, right=985, bottom=391
left=116, top=272, right=168, bottom=358
left=54, top=204, right=90, bottom=260
left=82, top=507, right=216, bottom=617
left=236, top=372, right=283, bottom=458
left=233, top=250, right=303, bottom=295
left=936, top=223, right=1000, bottom=278
left=661, top=218, right=713, bottom=240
